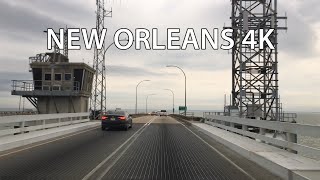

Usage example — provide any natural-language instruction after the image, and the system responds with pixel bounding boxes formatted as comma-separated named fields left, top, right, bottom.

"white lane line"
left=96, top=117, right=154, bottom=180
left=176, top=120, right=256, bottom=180
left=101, top=116, right=156, bottom=180
left=82, top=116, right=156, bottom=180
left=0, top=127, right=99, bottom=158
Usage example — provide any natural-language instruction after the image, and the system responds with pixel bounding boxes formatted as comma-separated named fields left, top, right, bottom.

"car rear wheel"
left=124, top=125, right=129, bottom=131
left=101, top=126, right=106, bottom=131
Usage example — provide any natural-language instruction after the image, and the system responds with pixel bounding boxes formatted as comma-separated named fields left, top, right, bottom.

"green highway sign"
left=179, top=106, right=187, bottom=111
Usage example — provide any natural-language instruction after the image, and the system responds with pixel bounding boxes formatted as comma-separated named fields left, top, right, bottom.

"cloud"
left=291, top=0, right=320, bottom=23
left=107, top=65, right=163, bottom=77
left=278, top=10, right=317, bottom=57
left=0, top=71, right=32, bottom=92
left=142, top=50, right=231, bottom=71
left=0, top=1, right=68, bottom=40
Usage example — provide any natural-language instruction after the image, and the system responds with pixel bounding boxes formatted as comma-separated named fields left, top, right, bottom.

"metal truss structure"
left=90, top=0, right=112, bottom=119
left=228, top=0, right=287, bottom=121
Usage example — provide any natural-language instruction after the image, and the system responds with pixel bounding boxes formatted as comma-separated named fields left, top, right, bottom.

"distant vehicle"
left=101, top=110, right=133, bottom=130
left=159, top=110, right=167, bottom=116
left=150, top=111, right=157, bottom=116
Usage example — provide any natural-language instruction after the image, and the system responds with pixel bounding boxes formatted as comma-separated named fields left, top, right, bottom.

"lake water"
left=293, top=112, right=320, bottom=160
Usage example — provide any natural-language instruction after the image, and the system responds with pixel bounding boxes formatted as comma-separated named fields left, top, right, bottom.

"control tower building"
left=12, top=52, right=95, bottom=114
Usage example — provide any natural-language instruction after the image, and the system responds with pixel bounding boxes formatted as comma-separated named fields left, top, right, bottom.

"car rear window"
left=160, top=110, right=166, bottom=112
left=106, top=110, right=125, bottom=115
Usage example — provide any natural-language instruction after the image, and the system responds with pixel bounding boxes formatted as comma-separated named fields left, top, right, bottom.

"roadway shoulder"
left=192, top=122, right=320, bottom=180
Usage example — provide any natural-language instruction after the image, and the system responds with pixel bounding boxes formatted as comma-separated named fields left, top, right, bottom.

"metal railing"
left=29, top=53, right=51, bottom=63
left=0, top=111, right=38, bottom=117
left=179, top=111, right=194, bottom=117
left=12, top=80, right=80, bottom=92
left=203, top=111, right=297, bottom=122
left=203, top=112, right=226, bottom=117
left=280, top=112, right=297, bottom=122
left=203, top=114, right=320, bottom=158
left=0, top=113, right=89, bottom=137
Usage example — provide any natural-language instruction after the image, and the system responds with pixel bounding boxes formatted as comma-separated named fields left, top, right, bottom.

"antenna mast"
left=228, top=0, right=287, bottom=121
left=90, top=0, right=112, bottom=119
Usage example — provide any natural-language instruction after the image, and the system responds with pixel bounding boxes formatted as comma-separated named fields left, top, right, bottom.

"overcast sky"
left=0, top=0, right=319, bottom=112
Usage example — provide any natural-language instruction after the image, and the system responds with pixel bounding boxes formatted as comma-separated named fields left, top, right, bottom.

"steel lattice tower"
left=228, top=0, right=287, bottom=121
left=90, top=0, right=112, bottom=119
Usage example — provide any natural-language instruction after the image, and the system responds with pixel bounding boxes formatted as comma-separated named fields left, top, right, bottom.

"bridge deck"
left=0, top=116, right=279, bottom=180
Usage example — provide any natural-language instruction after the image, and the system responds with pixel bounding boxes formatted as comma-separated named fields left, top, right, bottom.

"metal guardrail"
left=203, top=114, right=320, bottom=157
left=0, top=113, right=90, bottom=137
left=280, top=112, right=297, bottom=122
left=203, top=112, right=227, bottom=117
left=203, top=112, right=297, bottom=122
left=179, top=112, right=195, bottom=117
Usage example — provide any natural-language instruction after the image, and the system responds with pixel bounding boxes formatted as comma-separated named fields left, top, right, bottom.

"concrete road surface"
left=0, top=116, right=280, bottom=180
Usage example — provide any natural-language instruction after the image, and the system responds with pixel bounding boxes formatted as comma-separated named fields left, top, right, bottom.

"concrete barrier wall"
left=0, top=122, right=100, bottom=152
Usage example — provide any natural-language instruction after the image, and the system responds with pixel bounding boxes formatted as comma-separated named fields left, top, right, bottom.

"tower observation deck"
left=11, top=52, right=95, bottom=114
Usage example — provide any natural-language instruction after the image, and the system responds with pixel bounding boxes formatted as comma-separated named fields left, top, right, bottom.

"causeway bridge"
left=0, top=113, right=319, bottom=180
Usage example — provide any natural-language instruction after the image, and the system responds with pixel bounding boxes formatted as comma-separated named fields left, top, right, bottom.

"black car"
left=101, top=110, right=133, bottom=130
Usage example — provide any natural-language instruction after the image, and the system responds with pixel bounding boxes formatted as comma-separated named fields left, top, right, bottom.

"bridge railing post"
left=242, top=125, right=248, bottom=131
left=20, top=119, right=25, bottom=134
left=71, top=116, right=73, bottom=125
left=42, top=119, right=46, bottom=130
left=259, top=128, right=266, bottom=143
left=58, top=118, right=61, bottom=127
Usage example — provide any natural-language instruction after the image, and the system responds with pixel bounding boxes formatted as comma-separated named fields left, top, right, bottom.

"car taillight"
left=101, top=116, right=107, bottom=120
left=119, top=116, right=126, bottom=120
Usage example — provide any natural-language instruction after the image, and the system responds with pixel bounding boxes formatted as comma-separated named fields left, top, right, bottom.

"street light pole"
left=102, top=39, right=129, bottom=111
left=135, top=80, right=150, bottom=114
left=166, top=65, right=187, bottom=116
left=164, top=89, right=174, bottom=114
left=91, top=39, right=129, bottom=119
left=103, top=39, right=129, bottom=57
left=146, top=94, right=156, bottom=114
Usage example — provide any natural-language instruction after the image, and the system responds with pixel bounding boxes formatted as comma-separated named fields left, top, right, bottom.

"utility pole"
left=164, top=89, right=175, bottom=114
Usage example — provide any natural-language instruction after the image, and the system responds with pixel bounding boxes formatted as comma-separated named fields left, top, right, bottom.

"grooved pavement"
left=102, top=117, right=250, bottom=180
left=0, top=116, right=272, bottom=180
